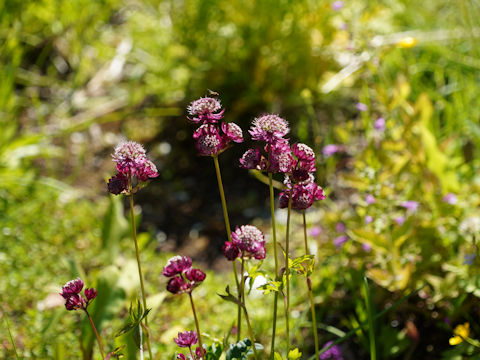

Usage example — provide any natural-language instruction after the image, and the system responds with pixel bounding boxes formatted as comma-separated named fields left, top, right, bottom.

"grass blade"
left=363, top=276, right=377, bottom=360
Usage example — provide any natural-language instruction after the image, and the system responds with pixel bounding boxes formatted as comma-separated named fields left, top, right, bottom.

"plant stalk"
left=212, top=155, right=242, bottom=340
left=240, top=256, right=259, bottom=360
left=189, top=292, right=206, bottom=358
left=85, top=309, right=105, bottom=360
left=129, top=193, right=153, bottom=359
left=302, top=210, right=320, bottom=360
left=268, top=173, right=280, bottom=359
left=285, top=192, right=293, bottom=354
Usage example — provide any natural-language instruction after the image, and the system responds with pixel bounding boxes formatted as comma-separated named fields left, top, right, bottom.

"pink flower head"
left=365, top=194, right=376, bottom=205
left=331, top=0, right=344, bottom=10
left=279, top=181, right=325, bottom=210
left=268, top=139, right=294, bottom=173
left=184, top=268, right=206, bottom=283
left=221, top=122, right=244, bottom=143
left=394, top=216, right=405, bottom=226
left=107, top=173, right=128, bottom=195
left=174, top=330, right=198, bottom=348
left=309, top=226, right=322, bottom=237
left=65, top=294, right=85, bottom=311
left=193, top=125, right=226, bottom=156
left=223, top=241, right=241, bottom=261
left=374, top=117, right=385, bottom=131
left=166, top=276, right=188, bottom=294
left=60, top=278, right=84, bottom=299
left=136, top=160, right=159, bottom=182
left=333, top=235, right=348, bottom=248
left=292, top=143, right=316, bottom=172
left=322, top=144, right=339, bottom=157
left=365, top=215, right=373, bottom=224
left=163, top=256, right=193, bottom=277
left=231, top=225, right=266, bottom=259
left=85, top=288, right=97, bottom=301
left=335, top=222, right=346, bottom=233
left=356, top=102, right=368, bottom=112
left=187, top=97, right=224, bottom=124
left=249, top=114, right=290, bottom=143
left=177, top=354, right=186, bottom=360
left=443, top=193, right=458, bottom=205
left=400, top=201, right=419, bottom=212
left=239, top=148, right=264, bottom=170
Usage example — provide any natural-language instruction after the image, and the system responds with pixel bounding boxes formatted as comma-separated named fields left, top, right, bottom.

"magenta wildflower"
left=187, top=97, right=224, bottom=124
left=292, top=143, right=316, bottom=172
left=184, top=268, right=206, bottom=283
left=107, top=173, right=128, bottom=195
left=166, top=277, right=187, bottom=294
left=174, top=330, right=198, bottom=348
left=355, top=102, right=368, bottom=112
left=249, top=114, right=290, bottom=143
left=365, top=194, right=376, bottom=205
left=365, top=215, right=373, bottom=224
left=231, top=225, right=266, bottom=260
left=400, top=200, right=419, bottom=212
left=394, top=216, right=406, bottom=226
left=320, top=341, right=344, bottom=360
left=443, top=193, right=458, bottom=205
left=309, top=226, right=322, bottom=237
left=374, top=117, right=385, bottom=131
left=163, top=255, right=193, bottom=277
left=280, top=181, right=326, bottom=211
left=333, top=235, right=348, bottom=248
left=362, top=243, right=372, bottom=252
left=193, top=124, right=226, bottom=156
left=322, top=144, right=339, bottom=157
left=60, top=278, right=97, bottom=311
left=222, top=122, right=244, bottom=143
left=331, top=1, right=344, bottom=10
left=239, top=148, right=264, bottom=170
left=177, top=355, right=186, bottom=360
left=335, top=222, right=346, bottom=233
left=222, top=241, right=241, bottom=261
left=268, top=139, right=295, bottom=173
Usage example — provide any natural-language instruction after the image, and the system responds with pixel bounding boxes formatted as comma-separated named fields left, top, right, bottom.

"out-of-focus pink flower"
left=374, top=117, right=385, bottom=131
left=84, top=288, right=97, bottom=301
left=400, top=201, right=419, bottom=212
left=356, top=102, right=368, bottom=112
left=362, top=243, right=372, bottom=252
left=365, top=215, right=373, bottom=224
left=65, top=294, right=84, bottom=311
left=322, top=144, right=339, bottom=157
left=394, top=216, right=405, bottom=226
left=249, top=114, right=290, bottom=143
left=365, top=194, right=376, bottom=205
left=335, top=222, right=346, bottom=233
left=309, top=226, right=322, bottom=237
left=184, top=268, right=206, bottom=283
left=443, top=193, right=458, bottom=205
left=331, top=1, right=344, bottom=10
left=177, top=354, right=186, bottom=360
left=163, top=256, right=193, bottom=277
left=320, top=341, right=344, bottom=360
left=222, top=241, right=241, bottom=261
left=333, top=235, right=348, bottom=248
left=174, top=330, right=198, bottom=348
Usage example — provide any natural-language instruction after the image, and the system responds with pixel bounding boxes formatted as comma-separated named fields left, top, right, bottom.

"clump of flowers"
left=222, top=225, right=266, bottom=261
left=163, top=256, right=206, bottom=295
left=187, top=96, right=243, bottom=156
left=449, top=322, right=470, bottom=346
left=320, top=341, right=344, bottom=360
left=175, top=330, right=203, bottom=360
left=60, top=278, right=97, bottom=311
left=107, top=141, right=158, bottom=195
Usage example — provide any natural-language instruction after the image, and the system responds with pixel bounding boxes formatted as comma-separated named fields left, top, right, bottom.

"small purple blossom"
left=239, top=148, right=263, bottom=170
left=335, top=222, right=346, bottom=233
left=443, top=193, right=458, bottom=205
left=331, top=1, right=344, bottom=10
left=362, top=243, right=372, bottom=252
left=184, top=268, right=206, bottom=283
left=162, top=256, right=193, bottom=277
left=174, top=330, right=198, bottom=348
left=268, top=139, right=295, bottom=173
left=333, top=235, right=348, bottom=248
left=320, top=341, right=344, bottom=360
left=60, top=278, right=84, bottom=299
left=394, top=216, right=406, bottom=226
left=365, top=215, right=373, bottom=224
left=365, top=194, right=376, bottom=205
left=231, top=225, right=266, bottom=260
left=65, top=294, right=84, bottom=311
left=322, top=144, right=339, bottom=157
left=166, top=277, right=187, bottom=294
left=222, top=241, right=241, bottom=261
left=464, top=253, right=476, bottom=266
left=400, top=201, right=419, bottom=212
left=84, top=288, right=97, bottom=301
left=107, top=173, right=128, bottom=195
left=177, top=354, right=186, bottom=360
left=60, top=278, right=97, bottom=311
left=355, top=102, right=368, bottom=112
left=309, top=226, right=322, bottom=237
left=249, top=114, right=290, bottom=143
left=374, top=117, right=385, bottom=131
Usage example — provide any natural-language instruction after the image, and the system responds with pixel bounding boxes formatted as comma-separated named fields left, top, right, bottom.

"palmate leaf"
left=218, top=286, right=245, bottom=308
left=115, top=300, right=151, bottom=337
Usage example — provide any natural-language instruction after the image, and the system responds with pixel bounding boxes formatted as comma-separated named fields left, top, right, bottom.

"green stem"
left=85, top=309, right=105, bottom=360
left=241, top=256, right=259, bottom=360
left=285, top=192, right=292, bottom=355
left=302, top=211, right=319, bottom=360
left=189, top=292, right=206, bottom=358
left=212, top=155, right=242, bottom=340
left=4, top=314, right=20, bottom=359
left=129, top=194, right=153, bottom=360
left=268, top=173, right=280, bottom=359
left=363, top=277, right=377, bottom=360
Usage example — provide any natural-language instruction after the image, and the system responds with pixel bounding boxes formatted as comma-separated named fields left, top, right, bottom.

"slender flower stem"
left=189, top=292, right=206, bottom=358
left=240, top=256, right=259, bottom=360
left=302, top=211, right=320, bottom=360
left=212, top=155, right=242, bottom=339
left=268, top=173, right=280, bottom=359
left=285, top=192, right=293, bottom=354
left=129, top=193, right=153, bottom=359
left=189, top=346, right=195, bottom=359
left=85, top=309, right=105, bottom=360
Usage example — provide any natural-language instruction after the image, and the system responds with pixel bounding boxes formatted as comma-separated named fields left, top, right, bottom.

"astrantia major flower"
left=163, top=256, right=206, bottom=294
left=249, top=114, right=290, bottom=143
left=174, top=330, right=198, bottom=348
left=231, top=225, right=266, bottom=260
left=60, top=278, right=97, bottom=311
left=187, top=97, right=224, bottom=124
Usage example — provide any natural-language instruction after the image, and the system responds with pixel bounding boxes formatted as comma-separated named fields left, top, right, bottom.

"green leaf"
left=274, top=352, right=283, bottom=360
left=288, top=348, right=302, bottom=359
left=218, top=286, right=245, bottom=308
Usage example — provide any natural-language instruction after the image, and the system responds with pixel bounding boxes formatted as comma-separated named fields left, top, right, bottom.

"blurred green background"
left=2, top=0, right=480, bottom=358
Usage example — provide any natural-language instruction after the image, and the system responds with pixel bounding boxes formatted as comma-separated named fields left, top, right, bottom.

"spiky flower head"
left=249, top=114, right=290, bottom=143
left=187, top=97, right=224, bottom=124
left=193, top=125, right=226, bottom=156
left=221, top=122, right=244, bottom=143
left=174, top=330, right=198, bottom=348
left=292, top=142, right=316, bottom=172
left=231, top=225, right=266, bottom=259
left=60, top=278, right=97, bottom=311
left=162, top=256, right=193, bottom=277
left=164, top=256, right=206, bottom=294
left=60, top=278, right=84, bottom=299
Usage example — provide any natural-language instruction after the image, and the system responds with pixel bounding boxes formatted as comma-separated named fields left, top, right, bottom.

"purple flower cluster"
left=240, top=114, right=293, bottom=173
left=163, top=256, right=206, bottom=294
left=320, top=341, right=344, bottom=360
left=60, top=278, right=97, bottom=311
left=187, top=97, right=243, bottom=156
left=174, top=330, right=198, bottom=348
left=107, top=141, right=158, bottom=195
left=223, top=225, right=266, bottom=261
left=278, top=143, right=326, bottom=210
